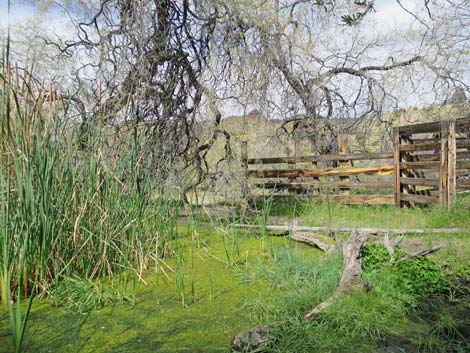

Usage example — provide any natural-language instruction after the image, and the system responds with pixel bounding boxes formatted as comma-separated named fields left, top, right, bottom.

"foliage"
left=242, top=237, right=467, bottom=353
left=49, top=275, right=132, bottom=314
left=362, top=243, right=449, bottom=300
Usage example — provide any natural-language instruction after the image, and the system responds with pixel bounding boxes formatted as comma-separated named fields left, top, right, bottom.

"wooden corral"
left=242, top=117, right=470, bottom=208
left=394, top=118, right=470, bottom=207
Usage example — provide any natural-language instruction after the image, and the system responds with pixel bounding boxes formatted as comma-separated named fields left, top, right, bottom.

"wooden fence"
left=242, top=117, right=470, bottom=208
left=394, top=117, right=470, bottom=207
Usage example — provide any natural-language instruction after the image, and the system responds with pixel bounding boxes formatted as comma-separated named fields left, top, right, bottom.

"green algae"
left=0, top=227, right=323, bottom=353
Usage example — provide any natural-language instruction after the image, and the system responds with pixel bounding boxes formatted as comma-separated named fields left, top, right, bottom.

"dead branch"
left=304, top=230, right=368, bottom=320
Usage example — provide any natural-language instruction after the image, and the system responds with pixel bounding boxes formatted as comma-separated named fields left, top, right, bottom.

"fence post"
left=393, top=127, right=401, bottom=208
left=311, top=140, right=319, bottom=195
left=439, top=120, right=449, bottom=207
left=287, top=140, right=296, bottom=194
left=447, top=120, right=456, bottom=207
left=338, top=134, right=349, bottom=195
left=241, top=141, right=248, bottom=199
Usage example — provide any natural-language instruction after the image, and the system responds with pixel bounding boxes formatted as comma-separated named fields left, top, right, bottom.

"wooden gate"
left=394, top=118, right=470, bottom=208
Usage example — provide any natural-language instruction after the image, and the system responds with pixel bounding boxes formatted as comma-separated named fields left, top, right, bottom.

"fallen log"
left=289, top=232, right=336, bottom=253
left=304, top=230, right=368, bottom=320
left=404, top=246, right=442, bottom=260
left=233, top=223, right=465, bottom=235
left=269, top=220, right=336, bottom=252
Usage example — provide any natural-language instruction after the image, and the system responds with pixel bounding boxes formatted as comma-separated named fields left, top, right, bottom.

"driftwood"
left=289, top=232, right=336, bottom=252
left=269, top=219, right=336, bottom=252
left=404, top=246, right=442, bottom=259
left=233, top=223, right=465, bottom=235
left=383, top=234, right=442, bottom=261
left=304, top=230, right=368, bottom=320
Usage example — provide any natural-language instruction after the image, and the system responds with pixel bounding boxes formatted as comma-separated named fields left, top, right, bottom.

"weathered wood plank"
left=241, top=141, right=248, bottom=199
left=400, top=161, right=440, bottom=170
left=413, top=151, right=470, bottom=162
left=457, top=180, right=470, bottom=189
left=400, top=177, right=439, bottom=187
left=457, top=140, right=470, bottom=149
left=246, top=165, right=394, bottom=178
left=456, top=117, right=470, bottom=130
left=440, top=120, right=449, bottom=207
left=399, top=121, right=441, bottom=135
left=393, top=127, right=401, bottom=208
left=246, top=152, right=393, bottom=165
left=448, top=120, right=456, bottom=206
left=456, top=160, right=470, bottom=170
left=400, top=193, right=439, bottom=205
left=250, top=194, right=394, bottom=205
left=254, top=181, right=394, bottom=190
left=400, top=141, right=440, bottom=152
left=338, top=134, right=350, bottom=195
left=398, top=118, right=470, bottom=136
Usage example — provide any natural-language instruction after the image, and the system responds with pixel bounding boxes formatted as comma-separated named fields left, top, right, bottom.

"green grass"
left=266, top=199, right=470, bottom=229
left=244, top=240, right=470, bottom=353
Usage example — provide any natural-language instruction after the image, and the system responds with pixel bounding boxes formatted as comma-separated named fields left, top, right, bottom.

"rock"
left=231, top=325, right=269, bottom=352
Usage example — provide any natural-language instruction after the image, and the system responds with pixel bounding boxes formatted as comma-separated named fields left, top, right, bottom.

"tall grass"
left=0, top=65, right=180, bottom=306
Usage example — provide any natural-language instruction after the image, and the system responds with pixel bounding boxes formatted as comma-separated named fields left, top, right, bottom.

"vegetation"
left=0, top=1, right=469, bottom=352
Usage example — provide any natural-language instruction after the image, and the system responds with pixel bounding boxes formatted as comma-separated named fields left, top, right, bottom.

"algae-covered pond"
left=0, top=227, right=322, bottom=353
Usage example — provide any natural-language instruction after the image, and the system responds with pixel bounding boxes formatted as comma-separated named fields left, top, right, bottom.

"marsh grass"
left=0, top=53, right=184, bottom=351
left=49, top=275, right=132, bottom=314
left=220, top=227, right=241, bottom=268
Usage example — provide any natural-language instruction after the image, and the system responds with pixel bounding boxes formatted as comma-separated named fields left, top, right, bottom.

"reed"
left=0, top=63, right=180, bottom=305
left=219, top=227, right=240, bottom=268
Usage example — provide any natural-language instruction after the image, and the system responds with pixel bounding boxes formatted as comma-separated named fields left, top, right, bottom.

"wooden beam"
left=400, top=141, right=440, bottom=152
left=456, top=140, right=470, bottom=149
left=412, top=151, right=470, bottom=162
left=254, top=181, right=394, bottom=190
left=398, top=118, right=470, bottom=136
left=400, top=161, right=440, bottom=170
left=448, top=120, right=456, bottom=206
left=246, top=152, right=393, bottom=165
left=399, top=121, right=441, bottom=135
left=400, top=193, right=439, bottom=205
left=393, top=127, right=401, bottom=208
left=456, top=117, right=470, bottom=130
left=456, top=160, right=470, bottom=169
left=400, top=177, right=439, bottom=187
left=246, top=165, right=395, bottom=178
left=250, top=194, right=394, bottom=205
left=338, top=134, right=350, bottom=195
left=457, top=180, right=470, bottom=189
left=440, top=120, right=450, bottom=207
left=241, top=141, right=248, bottom=199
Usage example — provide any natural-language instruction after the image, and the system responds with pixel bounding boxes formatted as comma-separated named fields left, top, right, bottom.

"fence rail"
left=242, top=117, right=470, bottom=208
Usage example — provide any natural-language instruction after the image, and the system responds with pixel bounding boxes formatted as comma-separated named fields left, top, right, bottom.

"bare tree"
left=211, top=0, right=469, bottom=153
left=36, top=0, right=234, bottom=192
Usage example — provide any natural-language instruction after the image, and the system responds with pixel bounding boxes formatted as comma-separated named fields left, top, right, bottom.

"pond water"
left=0, top=228, right=321, bottom=353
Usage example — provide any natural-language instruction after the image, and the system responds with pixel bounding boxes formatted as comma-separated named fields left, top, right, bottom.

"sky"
left=0, top=0, right=417, bottom=34
left=0, top=0, right=459, bottom=116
